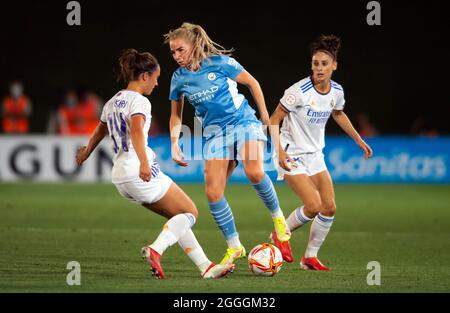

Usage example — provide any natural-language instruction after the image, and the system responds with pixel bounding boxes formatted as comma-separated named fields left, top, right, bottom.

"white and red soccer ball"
left=248, top=243, right=283, bottom=276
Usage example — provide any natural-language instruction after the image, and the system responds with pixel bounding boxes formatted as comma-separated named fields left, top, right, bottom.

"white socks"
left=270, top=208, right=284, bottom=219
left=226, top=235, right=242, bottom=249
left=150, top=213, right=196, bottom=255
left=305, top=213, right=334, bottom=258
left=287, top=207, right=335, bottom=258
left=178, top=229, right=212, bottom=273
left=286, top=206, right=313, bottom=231
left=149, top=213, right=212, bottom=273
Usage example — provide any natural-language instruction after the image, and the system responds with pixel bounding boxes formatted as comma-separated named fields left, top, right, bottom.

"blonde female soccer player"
left=164, top=22, right=292, bottom=266
left=75, top=49, right=234, bottom=279
left=270, top=35, right=373, bottom=270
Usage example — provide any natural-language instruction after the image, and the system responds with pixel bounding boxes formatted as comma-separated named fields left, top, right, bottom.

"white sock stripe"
left=211, top=206, right=231, bottom=219
left=257, top=193, right=277, bottom=201
left=256, top=191, right=277, bottom=200
left=257, top=189, right=275, bottom=196
left=210, top=205, right=229, bottom=216
left=258, top=196, right=277, bottom=205
left=218, top=215, right=235, bottom=226
left=213, top=211, right=233, bottom=223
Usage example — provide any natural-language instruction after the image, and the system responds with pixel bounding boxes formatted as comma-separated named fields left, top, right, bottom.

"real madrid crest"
left=285, top=94, right=296, bottom=106
left=330, top=99, right=335, bottom=108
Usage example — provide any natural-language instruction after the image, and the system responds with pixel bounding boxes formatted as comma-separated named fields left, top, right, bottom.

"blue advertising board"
left=149, top=135, right=450, bottom=183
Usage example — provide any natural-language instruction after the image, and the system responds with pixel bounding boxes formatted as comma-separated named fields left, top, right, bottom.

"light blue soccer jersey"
left=169, top=55, right=259, bottom=135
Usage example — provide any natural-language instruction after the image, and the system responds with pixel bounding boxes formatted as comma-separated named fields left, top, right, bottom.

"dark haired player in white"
left=76, top=49, right=234, bottom=279
left=270, top=35, right=373, bottom=270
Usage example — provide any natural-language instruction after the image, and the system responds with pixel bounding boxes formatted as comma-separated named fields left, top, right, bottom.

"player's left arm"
left=235, top=70, right=270, bottom=126
left=76, top=121, right=108, bottom=165
left=332, top=109, right=373, bottom=159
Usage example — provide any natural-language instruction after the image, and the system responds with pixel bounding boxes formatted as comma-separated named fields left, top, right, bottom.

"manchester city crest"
left=207, top=73, right=216, bottom=81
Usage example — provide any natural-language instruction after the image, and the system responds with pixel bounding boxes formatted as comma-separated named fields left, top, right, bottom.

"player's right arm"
left=169, top=97, right=188, bottom=167
left=270, top=82, right=302, bottom=171
left=270, top=105, right=294, bottom=171
left=75, top=121, right=108, bottom=166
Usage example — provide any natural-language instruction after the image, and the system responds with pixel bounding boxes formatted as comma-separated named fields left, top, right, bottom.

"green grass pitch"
left=0, top=183, right=449, bottom=292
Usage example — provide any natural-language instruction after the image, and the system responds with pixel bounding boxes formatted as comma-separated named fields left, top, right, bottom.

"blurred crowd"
left=46, top=88, right=103, bottom=135
left=1, top=81, right=161, bottom=136
left=2, top=81, right=32, bottom=134
left=0, top=81, right=440, bottom=138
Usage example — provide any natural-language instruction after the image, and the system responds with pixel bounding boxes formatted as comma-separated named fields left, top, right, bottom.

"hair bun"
left=311, top=34, right=341, bottom=60
left=117, top=49, right=158, bottom=83
left=321, top=35, right=341, bottom=53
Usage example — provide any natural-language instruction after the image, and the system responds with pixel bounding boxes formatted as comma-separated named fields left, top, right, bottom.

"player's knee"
left=188, top=210, right=198, bottom=220
left=322, top=202, right=336, bottom=216
left=304, top=201, right=322, bottom=217
left=186, top=204, right=199, bottom=219
left=205, top=188, right=224, bottom=203
left=244, top=168, right=265, bottom=184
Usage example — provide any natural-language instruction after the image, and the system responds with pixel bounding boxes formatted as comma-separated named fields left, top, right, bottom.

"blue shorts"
left=204, top=120, right=267, bottom=160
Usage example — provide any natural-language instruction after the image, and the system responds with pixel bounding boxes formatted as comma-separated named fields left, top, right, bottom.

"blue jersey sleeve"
left=169, top=71, right=182, bottom=101
left=219, top=56, right=244, bottom=79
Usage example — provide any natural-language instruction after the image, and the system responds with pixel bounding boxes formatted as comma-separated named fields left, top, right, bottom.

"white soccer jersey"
left=279, top=77, right=345, bottom=154
left=100, top=90, right=155, bottom=184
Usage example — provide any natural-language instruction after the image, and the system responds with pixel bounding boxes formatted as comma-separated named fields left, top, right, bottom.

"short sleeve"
left=169, top=72, right=181, bottom=101
left=279, top=83, right=303, bottom=113
left=220, top=56, right=244, bottom=79
left=130, top=97, right=151, bottom=121
left=334, top=89, right=345, bottom=111
left=100, top=104, right=107, bottom=123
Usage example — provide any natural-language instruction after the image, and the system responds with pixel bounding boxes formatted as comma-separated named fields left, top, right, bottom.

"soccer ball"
left=248, top=243, right=283, bottom=276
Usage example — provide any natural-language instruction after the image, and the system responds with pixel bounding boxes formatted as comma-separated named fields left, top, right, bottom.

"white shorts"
left=275, top=150, right=327, bottom=180
left=114, top=170, right=173, bottom=205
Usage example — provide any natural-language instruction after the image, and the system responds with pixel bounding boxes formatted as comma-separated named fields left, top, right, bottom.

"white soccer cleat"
left=201, top=262, right=235, bottom=279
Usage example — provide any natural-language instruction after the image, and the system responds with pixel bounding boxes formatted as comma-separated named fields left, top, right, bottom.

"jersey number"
left=107, top=112, right=128, bottom=153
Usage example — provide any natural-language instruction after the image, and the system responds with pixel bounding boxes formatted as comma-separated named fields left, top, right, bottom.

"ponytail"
left=164, top=22, right=233, bottom=70
left=117, top=48, right=159, bottom=83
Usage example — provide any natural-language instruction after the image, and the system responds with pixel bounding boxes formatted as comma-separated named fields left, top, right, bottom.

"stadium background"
left=1, top=0, right=449, bottom=294
left=1, top=0, right=449, bottom=135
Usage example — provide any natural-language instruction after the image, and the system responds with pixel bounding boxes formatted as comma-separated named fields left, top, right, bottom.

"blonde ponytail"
left=164, top=22, right=233, bottom=71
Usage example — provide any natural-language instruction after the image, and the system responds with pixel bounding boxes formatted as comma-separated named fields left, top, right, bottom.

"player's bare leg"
left=205, top=159, right=245, bottom=265
left=310, top=170, right=336, bottom=218
left=226, top=159, right=238, bottom=181
left=283, top=171, right=334, bottom=270
left=241, top=140, right=292, bottom=260
left=299, top=170, right=336, bottom=271
left=142, top=183, right=233, bottom=279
